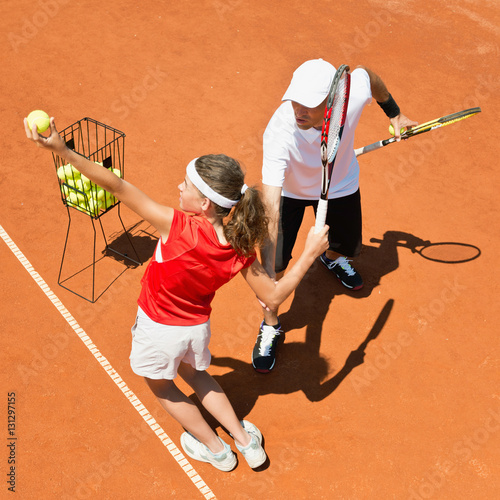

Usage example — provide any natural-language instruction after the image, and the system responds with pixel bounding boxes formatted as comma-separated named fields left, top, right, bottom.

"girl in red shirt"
left=25, top=118, right=329, bottom=472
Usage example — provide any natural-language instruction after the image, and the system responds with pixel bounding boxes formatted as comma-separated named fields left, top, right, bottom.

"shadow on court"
left=101, top=220, right=158, bottom=266
left=368, top=230, right=481, bottom=264
left=354, top=230, right=431, bottom=293
left=188, top=230, right=481, bottom=445
left=355, top=230, right=481, bottom=286
left=207, top=298, right=393, bottom=411
left=192, top=299, right=394, bottom=470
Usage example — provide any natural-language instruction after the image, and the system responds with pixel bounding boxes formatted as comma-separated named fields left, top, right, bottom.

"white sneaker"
left=180, top=432, right=237, bottom=472
left=235, top=420, right=267, bottom=468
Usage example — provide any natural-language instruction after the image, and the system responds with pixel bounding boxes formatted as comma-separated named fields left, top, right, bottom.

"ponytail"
left=194, top=155, right=268, bottom=256
left=224, top=186, right=268, bottom=256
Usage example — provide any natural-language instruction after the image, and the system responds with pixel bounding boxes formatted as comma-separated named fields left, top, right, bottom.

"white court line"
left=0, top=224, right=217, bottom=500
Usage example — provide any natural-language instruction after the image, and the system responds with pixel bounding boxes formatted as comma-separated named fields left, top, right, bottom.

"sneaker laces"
left=334, top=256, right=356, bottom=276
left=258, top=325, right=280, bottom=357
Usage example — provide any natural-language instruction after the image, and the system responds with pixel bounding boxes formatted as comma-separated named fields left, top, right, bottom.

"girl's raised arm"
left=24, top=117, right=174, bottom=239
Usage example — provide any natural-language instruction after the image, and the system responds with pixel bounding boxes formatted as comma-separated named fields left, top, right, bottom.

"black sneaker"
left=320, top=253, right=363, bottom=290
left=252, top=321, right=282, bottom=373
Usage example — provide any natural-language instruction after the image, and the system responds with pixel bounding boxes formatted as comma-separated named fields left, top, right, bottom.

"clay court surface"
left=2, top=1, right=500, bottom=498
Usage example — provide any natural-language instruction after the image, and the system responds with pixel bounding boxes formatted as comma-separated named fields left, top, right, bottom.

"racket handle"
left=355, top=141, right=383, bottom=157
left=355, top=137, right=395, bottom=157
left=315, top=199, right=328, bottom=233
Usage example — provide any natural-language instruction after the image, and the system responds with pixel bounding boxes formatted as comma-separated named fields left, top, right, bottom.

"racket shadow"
left=368, top=231, right=481, bottom=265
left=354, top=229, right=481, bottom=291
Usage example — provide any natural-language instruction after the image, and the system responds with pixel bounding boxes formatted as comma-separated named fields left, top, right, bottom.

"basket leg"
left=58, top=207, right=99, bottom=303
left=97, top=216, right=109, bottom=251
left=91, top=217, right=97, bottom=303
left=58, top=206, right=72, bottom=286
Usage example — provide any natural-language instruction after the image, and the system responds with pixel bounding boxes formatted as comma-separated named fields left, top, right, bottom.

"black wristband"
left=377, top=93, right=400, bottom=119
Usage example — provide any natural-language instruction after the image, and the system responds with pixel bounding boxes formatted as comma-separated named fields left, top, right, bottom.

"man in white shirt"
left=252, top=59, right=416, bottom=373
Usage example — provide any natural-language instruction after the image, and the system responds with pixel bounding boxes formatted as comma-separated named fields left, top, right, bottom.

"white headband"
left=186, top=158, right=247, bottom=209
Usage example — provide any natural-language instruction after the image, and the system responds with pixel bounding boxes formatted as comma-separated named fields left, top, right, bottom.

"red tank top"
left=138, top=210, right=255, bottom=325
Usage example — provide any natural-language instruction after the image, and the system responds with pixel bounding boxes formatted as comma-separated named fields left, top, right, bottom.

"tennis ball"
left=95, top=188, right=105, bottom=201
left=27, top=110, right=50, bottom=133
left=57, top=166, right=67, bottom=180
left=74, top=178, right=90, bottom=192
left=68, top=192, right=79, bottom=205
left=58, top=163, right=80, bottom=180
left=104, top=192, right=116, bottom=208
left=389, top=124, right=405, bottom=136
left=63, top=164, right=74, bottom=178
left=88, top=185, right=104, bottom=201
left=71, top=165, right=81, bottom=178
left=88, top=198, right=103, bottom=215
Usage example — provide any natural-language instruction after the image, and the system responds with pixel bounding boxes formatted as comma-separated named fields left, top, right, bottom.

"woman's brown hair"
left=195, top=154, right=268, bottom=257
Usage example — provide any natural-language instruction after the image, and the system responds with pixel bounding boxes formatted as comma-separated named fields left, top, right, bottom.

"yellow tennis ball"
left=27, top=110, right=50, bottom=133
left=57, top=166, right=67, bottom=180
left=75, top=179, right=91, bottom=193
left=86, top=199, right=96, bottom=215
left=95, top=187, right=105, bottom=201
left=63, top=164, right=75, bottom=178
left=70, top=164, right=81, bottom=178
left=389, top=124, right=405, bottom=136
left=68, top=192, right=79, bottom=205
left=81, top=179, right=91, bottom=192
left=104, top=192, right=116, bottom=208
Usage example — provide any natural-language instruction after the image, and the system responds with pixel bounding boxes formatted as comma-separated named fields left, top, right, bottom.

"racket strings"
left=327, top=76, right=349, bottom=161
left=408, top=110, right=480, bottom=136
left=438, top=114, right=480, bottom=127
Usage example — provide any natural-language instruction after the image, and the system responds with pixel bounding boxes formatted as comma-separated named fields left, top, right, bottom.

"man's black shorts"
left=275, top=189, right=362, bottom=273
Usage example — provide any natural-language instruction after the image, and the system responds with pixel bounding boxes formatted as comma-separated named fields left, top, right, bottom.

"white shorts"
left=129, top=307, right=212, bottom=380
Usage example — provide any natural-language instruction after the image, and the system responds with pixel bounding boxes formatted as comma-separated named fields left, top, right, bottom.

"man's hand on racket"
left=389, top=113, right=418, bottom=141
left=24, top=117, right=68, bottom=157
left=358, top=66, right=418, bottom=142
left=356, top=107, right=481, bottom=157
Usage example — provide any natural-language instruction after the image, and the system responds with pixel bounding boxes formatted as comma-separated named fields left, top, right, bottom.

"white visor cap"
left=282, top=59, right=337, bottom=108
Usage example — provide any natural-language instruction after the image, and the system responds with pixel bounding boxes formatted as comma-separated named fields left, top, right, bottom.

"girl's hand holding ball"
left=27, top=110, right=50, bottom=133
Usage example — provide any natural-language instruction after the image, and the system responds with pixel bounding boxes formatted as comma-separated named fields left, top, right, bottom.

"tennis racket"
left=354, top=107, right=481, bottom=157
left=315, top=64, right=351, bottom=233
